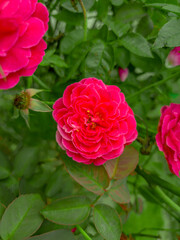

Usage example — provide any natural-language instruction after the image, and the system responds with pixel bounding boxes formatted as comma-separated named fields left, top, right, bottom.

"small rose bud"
left=71, top=227, right=77, bottom=233
left=14, top=91, right=30, bottom=110
left=165, top=47, right=180, bottom=68
left=118, top=68, right=129, bottom=82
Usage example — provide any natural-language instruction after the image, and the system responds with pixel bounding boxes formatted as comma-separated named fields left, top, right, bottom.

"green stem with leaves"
left=76, top=225, right=92, bottom=240
left=78, top=0, right=87, bottom=41
left=127, top=72, right=180, bottom=100
left=32, top=75, right=50, bottom=90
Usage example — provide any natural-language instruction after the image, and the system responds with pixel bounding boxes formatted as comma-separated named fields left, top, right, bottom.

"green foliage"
left=1, top=0, right=180, bottom=239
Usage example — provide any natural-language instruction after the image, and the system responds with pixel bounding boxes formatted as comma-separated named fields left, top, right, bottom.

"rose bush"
left=53, top=78, right=137, bottom=165
left=0, top=0, right=49, bottom=89
left=156, top=103, right=180, bottom=177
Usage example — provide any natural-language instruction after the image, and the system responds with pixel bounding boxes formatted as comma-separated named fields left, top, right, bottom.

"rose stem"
left=78, top=0, right=87, bottom=41
left=76, top=225, right=92, bottom=240
left=126, top=72, right=180, bottom=100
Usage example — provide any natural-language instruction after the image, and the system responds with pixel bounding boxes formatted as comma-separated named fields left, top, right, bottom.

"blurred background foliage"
left=0, top=0, right=180, bottom=239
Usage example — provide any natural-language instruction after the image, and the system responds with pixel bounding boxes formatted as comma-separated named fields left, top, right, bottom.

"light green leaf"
left=145, top=3, right=180, bottom=15
left=41, top=196, right=91, bottom=225
left=104, top=16, right=130, bottom=38
left=93, top=204, right=121, bottom=240
left=120, top=33, right=153, bottom=58
left=154, top=19, right=180, bottom=48
left=30, top=99, right=52, bottom=112
left=84, top=40, right=114, bottom=79
left=110, top=0, right=123, bottom=6
left=97, top=0, right=109, bottom=19
left=63, top=153, right=109, bottom=195
left=41, top=51, right=68, bottom=68
left=0, top=194, right=44, bottom=240
left=28, top=229, right=74, bottom=240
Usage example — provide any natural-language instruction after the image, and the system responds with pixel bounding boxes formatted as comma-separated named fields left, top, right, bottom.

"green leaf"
left=108, top=179, right=130, bottom=204
left=110, top=0, right=123, bottom=6
left=13, top=147, right=38, bottom=178
left=62, top=0, right=95, bottom=12
left=97, top=0, right=109, bottom=19
left=60, top=29, right=84, bottom=54
left=93, top=204, right=121, bottom=240
left=145, top=3, right=180, bottom=15
left=0, top=167, right=10, bottom=180
left=84, top=40, right=114, bottom=80
left=28, top=229, right=74, bottom=240
left=154, top=19, right=180, bottom=48
left=0, top=203, right=5, bottom=220
left=66, top=41, right=92, bottom=81
left=40, top=54, right=68, bottom=68
left=53, top=9, right=83, bottom=25
left=30, top=99, right=52, bottom=112
left=105, top=146, right=139, bottom=179
left=63, top=153, right=109, bottom=195
left=0, top=184, right=16, bottom=206
left=41, top=196, right=91, bottom=225
left=104, top=16, right=130, bottom=38
left=0, top=194, right=44, bottom=240
left=115, top=2, right=144, bottom=23
left=120, top=33, right=153, bottom=58
left=136, top=15, right=154, bottom=37
left=114, top=47, right=130, bottom=68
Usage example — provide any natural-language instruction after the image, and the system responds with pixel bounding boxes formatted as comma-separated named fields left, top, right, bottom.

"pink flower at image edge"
left=0, top=0, right=49, bottom=89
left=53, top=78, right=138, bottom=165
left=156, top=103, right=180, bottom=177
left=165, top=47, right=180, bottom=68
left=118, top=68, right=129, bottom=82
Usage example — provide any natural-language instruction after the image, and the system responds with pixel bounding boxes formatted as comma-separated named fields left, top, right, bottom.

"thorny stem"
left=126, top=72, right=180, bottom=100
left=76, top=225, right=92, bottom=240
left=78, top=0, right=87, bottom=41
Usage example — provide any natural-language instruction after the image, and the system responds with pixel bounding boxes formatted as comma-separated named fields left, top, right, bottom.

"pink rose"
left=165, top=47, right=180, bottom=68
left=118, top=68, right=129, bottom=82
left=0, top=0, right=49, bottom=90
left=156, top=103, right=180, bottom=177
left=53, top=78, right=138, bottom=165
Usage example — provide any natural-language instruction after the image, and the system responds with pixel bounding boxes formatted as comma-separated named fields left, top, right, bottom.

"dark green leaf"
left=84, top=40, right=114, bottom=80
left=53, top=9, right=83, bottom=25
left=41, top=196, right=91, bottom=225
left=145, top=3, right=180, bottom=15
left=0, top=203, right=5, bottom=220
left=0, top=194, right=44, bottom=240
left=136, top=15, right=154, bottom=37
left=63, top=153, right=109, bottom=195
left=93, top=204, right=121, bottom=240
left=13, top=147, right=38, bottom=178
left=60, top=29, right=84, bottom=54
left=108, top=179, right=130, bottom=204
left=0, top=167, right=10, bottom=180
left=120, top=33, right=153, bottom=58
left=62, top=0, right=95, bottom=12
left=28, top=229, right=74, bottom=240
left=154, top=19, right=180, bottom=48
left=114, top=47, right=130, bottom=68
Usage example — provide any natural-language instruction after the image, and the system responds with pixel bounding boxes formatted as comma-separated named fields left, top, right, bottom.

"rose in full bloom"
left=0, top=0, right=49, bottom=89
left=156, top=103, right=180, bottom=177
left=165, top=47, right=180, bottom=68
left=118, top=68, right=129, bottom=82
left=53, top=78, right=138, bottom=165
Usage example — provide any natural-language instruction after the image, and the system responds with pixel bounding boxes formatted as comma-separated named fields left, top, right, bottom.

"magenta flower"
left=53, top=78, right=138, bottom=165
left=165, top=47, right=180, bottom=68
left=156, top=103, right=180, bottom=177
left=0, top=0, right=49, bottom=90
left=118, top=68, right=129, bottom=82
